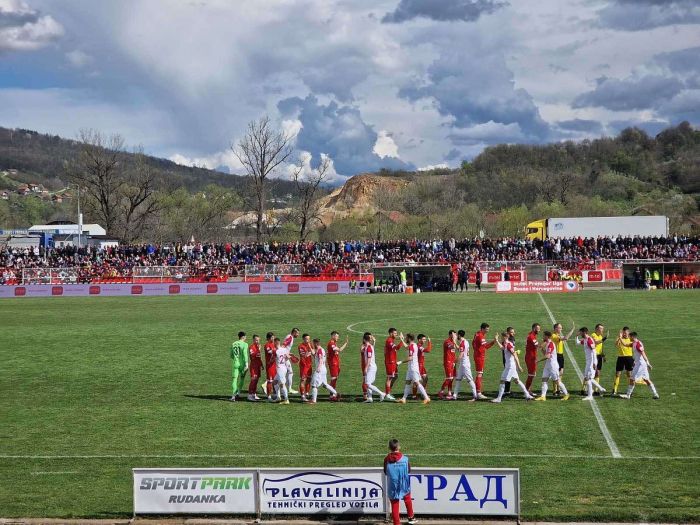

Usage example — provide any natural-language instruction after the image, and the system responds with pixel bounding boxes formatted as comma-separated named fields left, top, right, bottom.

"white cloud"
left=168, top=149, right=244, bottom=174
left=373, top=130, right=399, bottom=158
left=0, top=0, right=63, bottom=52
left=418, top=163, right=448, bottom=171
left=65, top=49, right=92, bottom=68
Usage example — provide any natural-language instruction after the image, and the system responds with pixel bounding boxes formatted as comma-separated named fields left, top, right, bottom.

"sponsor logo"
left=287, top=283, right=299, bottom=293
left=14, top=287, right=26, bottom=296
left=326, top=283, right=339, bottom=293
left=553, top=222, right=564, bottom=230
left=566, top=281, right=577, bottom=290
left=139, top=476, right=251, bottom=491
left=262, top=472, right=382, bottom=511
left=52, top=286, right=63, bottom=296
left=587, top=270, right=603, bottom=282
left=249, top=284, right=261, bottom=294
left=509, top=272, right=522, bottom=282
left=89, top=286, right=101, bottom=295
left=169, top=284, right=180, bottom=294
left=131, top=285, right=143, bottom=295
left=206, top=284, right=218, bottom=294
left=487, top=272, right=501, bottom=283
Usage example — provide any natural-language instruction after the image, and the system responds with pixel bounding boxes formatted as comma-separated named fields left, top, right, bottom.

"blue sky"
left=1, top=0, right=699, bottom=183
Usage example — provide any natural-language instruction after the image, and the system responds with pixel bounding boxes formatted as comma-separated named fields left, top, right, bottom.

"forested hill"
left=0, top=126, right=298, bottom=197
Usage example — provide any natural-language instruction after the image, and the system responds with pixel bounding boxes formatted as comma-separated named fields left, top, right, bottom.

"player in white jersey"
left=309, top=338, right=337, bottom=403
left=575, top=327, right=607, bottom=400
left=492, top=328, right=533, bottom=403
left=282, top=328, right=300, bottom=395
left=273, top=338, right=291, bottom=404
left=362, top=333, right=387, bottom=403
left=452, top=329, right=477, bottom=402
left=534, top=331, right=570, bottom=400
left=397, top=333, right=430, bottom=404
left=620, top=332, right=659, bottom=399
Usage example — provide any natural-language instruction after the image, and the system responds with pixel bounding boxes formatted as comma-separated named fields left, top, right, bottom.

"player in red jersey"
left=525, top=323, right=541, bottom=394
left=247, top=334, right=263, bottom=401
left=438, top=330, right=458, bottom=399
left=472, top=323, right=496, bottom=399
left=384, top=328, right=405, bottom=401
left=297, top=334, right=314, bottom=402
left=263, top=331, right=277, bottom=400
left=412, top=334, right=432, bottom=397
left=327, top=331, right=349, bottom=401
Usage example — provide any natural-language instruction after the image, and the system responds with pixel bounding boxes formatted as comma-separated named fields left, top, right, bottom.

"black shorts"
left=596, top=355, right=604, bottom=371
left=557, top=354, right=564, bottom=370
left=616, top=356, right=634, bottom=372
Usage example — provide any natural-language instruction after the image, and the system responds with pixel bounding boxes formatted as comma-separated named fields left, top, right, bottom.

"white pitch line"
left=537, top=293, right=622, bottom=459
left=2, top=453, right=697, bottom=460
left=31, top=471, right=79, bottom=475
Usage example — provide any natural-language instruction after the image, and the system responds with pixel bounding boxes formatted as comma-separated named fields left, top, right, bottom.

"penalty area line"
left=537, top=292, right=622, bottom=459
left=2, top=453, right=698, bottom=460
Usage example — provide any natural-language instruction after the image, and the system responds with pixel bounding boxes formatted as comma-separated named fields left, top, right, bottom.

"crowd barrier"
left=132, top=467, right=520, bottom=518
left=0, top=281, right=350, bottom=298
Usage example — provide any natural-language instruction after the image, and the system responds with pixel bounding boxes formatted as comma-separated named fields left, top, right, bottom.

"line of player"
left=228, top=323, right=659, bottom=403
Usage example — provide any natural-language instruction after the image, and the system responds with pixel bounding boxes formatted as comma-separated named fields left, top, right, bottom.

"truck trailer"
left=525, top=215, right=669, bottom=241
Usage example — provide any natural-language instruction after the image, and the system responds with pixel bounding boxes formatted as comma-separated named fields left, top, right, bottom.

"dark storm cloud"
left=399, top=48, right=550, bottom=142
left=382, top=0, right=507, bottom=23
left=597, top=0, right=700, bottom=31
left=572, top=75, right=684, bottom=111
left=556, top=119, right=604, bottom=134
left=277, top=94, right=414, bottom=177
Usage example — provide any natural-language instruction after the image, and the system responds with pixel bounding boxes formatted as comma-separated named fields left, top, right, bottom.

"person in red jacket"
left=438, top=330, right=457, bottom=399
left=263, top=332, right=276, bottom=400
left=525, top=323, right=541, bottom=395
left=247, top=334, right=263, bottom=401
left=384, top=328, right=404, bottom=400
left=298, top=334, right=314, bottom=402
left=472, top=323, right=496, bottom=399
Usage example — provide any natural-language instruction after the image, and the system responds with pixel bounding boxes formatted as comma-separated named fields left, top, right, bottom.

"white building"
left=29, top=222, right=107, bottom=236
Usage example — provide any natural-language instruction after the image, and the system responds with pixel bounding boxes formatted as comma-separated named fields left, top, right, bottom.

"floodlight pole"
left=77, top=185, right=81, bottom=249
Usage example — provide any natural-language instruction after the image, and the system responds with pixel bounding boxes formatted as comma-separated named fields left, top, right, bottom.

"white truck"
left=525, top=215, right=669, bottom=240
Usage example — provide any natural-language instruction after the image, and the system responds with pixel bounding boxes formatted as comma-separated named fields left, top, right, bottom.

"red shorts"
left=329, top=361, right=340, bottom=378
left=299, top=363, right=312, bottom=379
left=473, top=352, right=485, bottom=373
left=265, top=363, right=277, bottom=381
left=443, top=361, right=455, bottom=378
left=419, top=363, right=427, bottom=376
left=385, top=362, right=397, bottom=377
left=525, top=353, right=537, bottom=374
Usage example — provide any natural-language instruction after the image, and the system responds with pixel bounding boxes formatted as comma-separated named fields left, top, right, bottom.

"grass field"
left=1, top=290, right=699, bottom=521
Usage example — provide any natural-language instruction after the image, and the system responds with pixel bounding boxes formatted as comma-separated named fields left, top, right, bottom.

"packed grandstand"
left=1, top=235, right=698, bottom=286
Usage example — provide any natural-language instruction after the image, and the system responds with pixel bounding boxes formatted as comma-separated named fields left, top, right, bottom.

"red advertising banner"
left=496, top=281, right=580, bottom=293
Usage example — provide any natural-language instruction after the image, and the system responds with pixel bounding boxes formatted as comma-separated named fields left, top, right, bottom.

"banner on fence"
left=496, top=280, right=580, bottom=293
left=133, top=468, right=257, bottom=514
left=409, top=468, right=519, bottom=516
left=133, top=467, right=520, bottom=517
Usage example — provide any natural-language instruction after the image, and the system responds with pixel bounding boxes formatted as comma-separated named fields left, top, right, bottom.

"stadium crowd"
left=0, top=235, right=698, bottom=285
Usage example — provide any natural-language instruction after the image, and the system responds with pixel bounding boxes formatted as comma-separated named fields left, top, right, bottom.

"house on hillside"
left=52, top=194, right=63, bottom=204
left=16, top=184, right=30, bottom=196
left=1, top=191, right=9, bottom=200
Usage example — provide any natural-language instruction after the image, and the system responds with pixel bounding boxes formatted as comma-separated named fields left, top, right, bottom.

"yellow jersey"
left=551, top=333, right=565, bottom=355
left=591, top=332, right=605, bottom=355
left=617, top=337, right=633, bottom=357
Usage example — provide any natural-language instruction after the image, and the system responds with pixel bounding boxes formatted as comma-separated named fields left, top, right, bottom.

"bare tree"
left=292, top=155, right=331, bottom=240
left=66, top=129, right=162, bottom=241
left=232, top=116, right=294, bottom=242
left=68, top=129, right=125, bottom=234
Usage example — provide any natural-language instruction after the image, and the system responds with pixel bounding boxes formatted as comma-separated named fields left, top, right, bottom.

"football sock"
left=541, top=381, right=548, bottom=398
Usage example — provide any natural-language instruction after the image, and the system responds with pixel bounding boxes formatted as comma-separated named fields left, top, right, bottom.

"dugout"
left=622, top=261, right=700, bottom=289
left=372, top=265, right=452, bottom=292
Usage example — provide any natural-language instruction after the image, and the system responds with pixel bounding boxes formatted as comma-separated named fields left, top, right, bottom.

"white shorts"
left=275, top=366, right=287, bottom=383
left=456, top=363, right=473, bottom=382
left=405, top=368, right=421, bottom=383
left=311, top=370, right=328, bottom=387
left=632, top=361, right=650, bottom=382
left=584, top=360, right=596, bottom=380
left=541, top=362, right=560, bottom=381
left=501, top=366, right=519, bottom=382
left=365, top=367, right=377, bottom=386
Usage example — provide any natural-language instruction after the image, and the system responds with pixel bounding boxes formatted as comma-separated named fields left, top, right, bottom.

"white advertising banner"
left=496, top=280, right=580, bottom=293
left=259, top=468, right=386, bottom=515
left=133, top=468, right=257, bottom=514
left=409, top=468, right=519, bottom=516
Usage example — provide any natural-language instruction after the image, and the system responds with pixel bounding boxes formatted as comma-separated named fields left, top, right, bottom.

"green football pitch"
left=1, top=290, right=699, bottom=521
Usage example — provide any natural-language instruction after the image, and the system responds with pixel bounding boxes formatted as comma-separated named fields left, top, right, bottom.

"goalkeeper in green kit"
left=230, top=331, right=249, bottom=401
